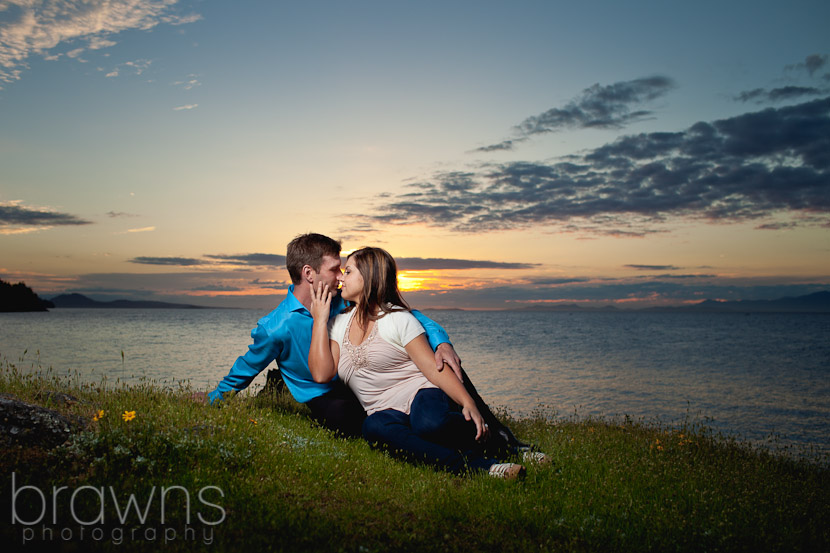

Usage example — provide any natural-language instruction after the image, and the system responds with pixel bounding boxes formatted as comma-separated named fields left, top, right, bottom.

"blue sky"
left=1, top=0, right=829, bottom=309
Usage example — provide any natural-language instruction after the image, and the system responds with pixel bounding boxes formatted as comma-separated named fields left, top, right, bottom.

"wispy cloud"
left=128, top=253, right=287, bottom=268
left=173, top=103, right=198, bottom=111
left=173, top=74, right=200, bottom=89
left=125, top=226, right=155, bottom=233
left=625, top=265, right=681, bottom=271
left=735, top=86, right=824, bottom=103
left=190, top=284, right=242, bottom=292
left=0, top=200, right=92, bottom=234
left=0, top=0, right=200, bottom=86
left=787, top=54, right=829, bottom=78
left=204, top=253, right=286, bottom=268
left=103, top=58, right=152, bottom=78
left=473, top=76, right=675, bottom=152
left=251, top=278, right=290, bottom=290
left=356, top=94, right=830, bottom=236
left=130, top=256, right=208, bottom=266
left=395, top=257, right=539, bottom=270
left=736, top=54, right=829, bottom=104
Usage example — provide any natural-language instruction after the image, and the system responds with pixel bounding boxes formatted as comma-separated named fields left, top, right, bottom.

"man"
left=199, top=233, right=524, bottom=449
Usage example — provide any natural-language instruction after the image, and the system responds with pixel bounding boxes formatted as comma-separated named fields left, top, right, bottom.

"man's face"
left=313, top=254, right=342, bottom=294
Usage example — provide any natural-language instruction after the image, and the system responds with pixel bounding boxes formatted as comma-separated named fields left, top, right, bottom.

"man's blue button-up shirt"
left=208, top=285, right=451, bottom=405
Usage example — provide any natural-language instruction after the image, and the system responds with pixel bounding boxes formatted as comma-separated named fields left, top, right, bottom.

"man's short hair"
left=286, top=233, right=342, bottom=284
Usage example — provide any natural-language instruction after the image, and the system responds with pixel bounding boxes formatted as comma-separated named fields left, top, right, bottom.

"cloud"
left=0, top=200, right=92, bottom=233
left=251, top=278, right=290, bottom=290
left=0, top=0, right=200, bottom=86
left=205, top=253, right=286, bottom=268
left=625, top=265, right=681, bottom=271
left=173, top=103, right=198, bottom=111
left=403, top=277, right=830, bottom=310
left=787, top=54, right=828, bottom=77
left=736, top=54, right=829, bottom=105
left=173, top=74, right=200, bottom=89
left=190, top=284, right=242, bottom=292
left=130, top=256, right=208, bottom=266
left=755, top=221, right=798, bottom=230
left=470, top=139, right=525, bottom=153
left=473, top=76, right=675, bottom=152
left=735, top=86, right=824, bottom=103
left=525, top=277, right=590, bottom=286
left=106, top=211, right=138, bottom=218
left=359, top=96, right=830, bottom=235
left=395, top=257, right=538, bottom=270
left=124, top=251, right=535, bottom=275
left=125, top=226, right=155, bottom=233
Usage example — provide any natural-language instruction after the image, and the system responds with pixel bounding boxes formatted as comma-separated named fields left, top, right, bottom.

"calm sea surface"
left=1, top=308, right=828, bottom=456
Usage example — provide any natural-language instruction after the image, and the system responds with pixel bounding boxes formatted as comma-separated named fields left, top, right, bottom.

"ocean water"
left=1, top=308, right=828, bottom=456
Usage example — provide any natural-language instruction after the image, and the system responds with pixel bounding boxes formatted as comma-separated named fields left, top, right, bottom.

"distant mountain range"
left=48, top=293, right=205, bottom=309
left=8, top=289, right=830, bottom=313
left=517, top=291, right=830, bottom=313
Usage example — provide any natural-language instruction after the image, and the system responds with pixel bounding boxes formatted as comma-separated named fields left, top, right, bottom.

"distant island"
left=516, top=291, right=830, bottom=313
left=48, top=293, right=206, bottom=309
left=5, top=280, right=830, bottom=313
left=0, top=279, right=54, bottom=312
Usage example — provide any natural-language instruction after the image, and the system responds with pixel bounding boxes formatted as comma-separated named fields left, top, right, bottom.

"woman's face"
left=338, top=257, right=364, bottom=303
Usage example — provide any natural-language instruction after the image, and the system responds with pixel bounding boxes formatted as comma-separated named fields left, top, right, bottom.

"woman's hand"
left=462, top=403, right=490, bottom=442
left=308, top=281, right=338, bottom=383
left=310, top=282, right=332, bottom=321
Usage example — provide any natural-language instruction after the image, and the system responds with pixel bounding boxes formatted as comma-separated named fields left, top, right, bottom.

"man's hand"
left=434, top=342, right=463, bottom=382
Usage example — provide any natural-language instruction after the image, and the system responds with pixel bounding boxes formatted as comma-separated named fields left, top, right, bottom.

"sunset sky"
left=1, top=0, right=829, bottom=309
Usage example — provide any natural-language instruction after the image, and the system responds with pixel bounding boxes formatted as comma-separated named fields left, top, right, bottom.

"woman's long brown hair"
left=344, top=247, right=410, bottom=327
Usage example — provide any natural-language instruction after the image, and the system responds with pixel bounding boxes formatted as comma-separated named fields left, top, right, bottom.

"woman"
left=308, top=246, right=525, bottom=479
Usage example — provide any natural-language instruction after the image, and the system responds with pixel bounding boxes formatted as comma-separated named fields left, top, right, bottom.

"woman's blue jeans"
left=361, top=387, right=495, bottom=474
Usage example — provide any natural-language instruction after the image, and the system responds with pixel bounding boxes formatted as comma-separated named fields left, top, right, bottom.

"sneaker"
left=488, top=463, right=526, bottom=480
left=521, top=450, right=552, bottom=466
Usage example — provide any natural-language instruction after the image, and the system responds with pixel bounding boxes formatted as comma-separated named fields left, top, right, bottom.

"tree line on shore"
left=0, top=279, right=53, bottom=312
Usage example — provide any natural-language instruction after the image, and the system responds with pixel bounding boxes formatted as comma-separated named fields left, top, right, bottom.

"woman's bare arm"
left=405, top=334, right=488, bottom=440
left=308, top=282, right=338, bottom=383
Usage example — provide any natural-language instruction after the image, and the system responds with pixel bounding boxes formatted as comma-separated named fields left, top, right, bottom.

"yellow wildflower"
left=93, top=409, right=105, bottom=422
left=249, top=418, right=258, bottom=425
left=122, top=410, right=136, bottom=422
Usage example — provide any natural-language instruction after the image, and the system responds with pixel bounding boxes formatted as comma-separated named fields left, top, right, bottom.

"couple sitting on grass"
left=204, top=233, right=548, bottom=479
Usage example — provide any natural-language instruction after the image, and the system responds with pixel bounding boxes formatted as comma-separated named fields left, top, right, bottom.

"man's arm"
left=411, top=309, right=463, bottom=381
left=207, top=324, right=279, bottom=404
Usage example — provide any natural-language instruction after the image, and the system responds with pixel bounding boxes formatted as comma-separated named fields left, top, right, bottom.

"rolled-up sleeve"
left=208, top=323, right=280, bottom=404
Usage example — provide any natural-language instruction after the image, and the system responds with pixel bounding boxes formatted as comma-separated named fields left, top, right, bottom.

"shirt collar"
left=286, top=285, right=307, bottom=314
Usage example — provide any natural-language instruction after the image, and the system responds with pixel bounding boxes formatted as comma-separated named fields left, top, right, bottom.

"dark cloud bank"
left=128, top=254, right=532, bottom=272
left=130, top=253, right=287, bottom=268
left=366, top=96, right=830, bottom=235
left=0, top=204, right=91, bottom=227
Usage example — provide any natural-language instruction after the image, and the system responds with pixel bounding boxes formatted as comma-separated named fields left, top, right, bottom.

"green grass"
left=1, top=357, right=828, bottom=553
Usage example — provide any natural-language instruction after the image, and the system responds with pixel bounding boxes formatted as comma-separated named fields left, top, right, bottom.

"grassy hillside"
left=1, top=358, right=827, bottom=552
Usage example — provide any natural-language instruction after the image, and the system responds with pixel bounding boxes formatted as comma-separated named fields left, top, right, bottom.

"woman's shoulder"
left=380, top=305, right=414, bottom=321
left=329, top=310, right=353, bottom=340
left=378, top=307, right=423, bottom=333
left=381, top=303, right=410, bottom=313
